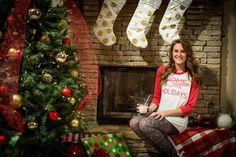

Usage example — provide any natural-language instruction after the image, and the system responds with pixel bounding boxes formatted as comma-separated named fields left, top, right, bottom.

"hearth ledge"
left=87, top=125, right=141, bottom=140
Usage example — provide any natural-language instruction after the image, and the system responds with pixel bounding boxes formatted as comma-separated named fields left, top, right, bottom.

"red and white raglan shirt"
left=152, top=66, right=200, bottom=133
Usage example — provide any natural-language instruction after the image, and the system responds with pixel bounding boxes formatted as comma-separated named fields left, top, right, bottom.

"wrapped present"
left=81, top=132, right=132, bottom=157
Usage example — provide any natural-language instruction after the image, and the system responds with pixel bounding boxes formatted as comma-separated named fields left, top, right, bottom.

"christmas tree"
left=0, top=0, right=87, bottom=156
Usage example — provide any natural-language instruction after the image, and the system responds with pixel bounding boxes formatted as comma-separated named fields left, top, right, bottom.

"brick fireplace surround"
left=70, top=0, right=223, bottom=156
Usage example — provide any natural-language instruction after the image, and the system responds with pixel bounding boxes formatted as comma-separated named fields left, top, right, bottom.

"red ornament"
left=8, top=48, right=22, bottom=61
left=7, top=15, right=14, bottom=25
left=48, top=111, right=58, bottom=121
left=62, top=38, right=71, bottom=46
left=0, top=135, right=8, bottom=145
left=0, top=85, right=9, bottom=95
left=61, top=87, right=71, bottom=97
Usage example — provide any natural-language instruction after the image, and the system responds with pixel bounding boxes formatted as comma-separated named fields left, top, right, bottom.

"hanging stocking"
left=159, top=0, right=192, bottom=44
left=93, top=0, right=127, bottom=46
left=126, top=0, right=162, bottom=48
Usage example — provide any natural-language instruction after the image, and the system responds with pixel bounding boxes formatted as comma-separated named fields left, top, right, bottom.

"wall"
left=221, top=0, right=236, bottom=116
left=82, top=0, right=222, bottom=119
left=73, top=0, right=223, bottom=156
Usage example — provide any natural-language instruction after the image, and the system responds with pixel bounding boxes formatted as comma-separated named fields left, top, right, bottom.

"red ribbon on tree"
left=0, top=104, right=24, bottom=133
left=63, top=0, right=102, bottom=112
left=0, top=0, right=30, bottom=132
left=0, top=0, right=30, bottom=103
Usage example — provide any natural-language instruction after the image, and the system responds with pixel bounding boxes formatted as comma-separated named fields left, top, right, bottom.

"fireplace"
left=97, top=66, right=157, bottom=125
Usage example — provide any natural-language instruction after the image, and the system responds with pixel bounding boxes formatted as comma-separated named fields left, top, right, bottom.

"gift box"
left=81, top=132, right=132, bottom=157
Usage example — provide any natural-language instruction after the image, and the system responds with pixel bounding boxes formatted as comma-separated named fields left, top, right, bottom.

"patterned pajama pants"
left=129, top=114, right=179, bottom=157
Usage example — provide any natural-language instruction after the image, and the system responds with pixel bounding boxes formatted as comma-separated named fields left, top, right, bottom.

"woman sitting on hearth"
left=129, top=39, right=201, bottom=157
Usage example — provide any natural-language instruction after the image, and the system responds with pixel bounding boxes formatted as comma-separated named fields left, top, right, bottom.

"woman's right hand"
left=136, top=103, right=149, bottom=114
left=136, top=103, right=142, bottom=113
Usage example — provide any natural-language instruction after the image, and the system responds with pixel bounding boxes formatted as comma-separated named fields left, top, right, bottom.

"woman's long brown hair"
left=161, top=39, right=201, bottom=85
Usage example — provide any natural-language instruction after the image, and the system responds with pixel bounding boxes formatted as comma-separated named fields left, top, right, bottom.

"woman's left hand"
left=149, top=110, right=169, bottom=120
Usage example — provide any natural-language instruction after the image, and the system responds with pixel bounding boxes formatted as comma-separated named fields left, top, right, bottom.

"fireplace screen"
left=97, top=66, right=157, bottom=124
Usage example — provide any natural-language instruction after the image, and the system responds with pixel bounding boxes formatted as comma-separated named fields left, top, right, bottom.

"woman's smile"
left=172, top=43, right=187, bottom=71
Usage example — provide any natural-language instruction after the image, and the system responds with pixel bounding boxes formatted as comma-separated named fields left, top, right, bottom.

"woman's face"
left=172, top=43, right=187, bottom=69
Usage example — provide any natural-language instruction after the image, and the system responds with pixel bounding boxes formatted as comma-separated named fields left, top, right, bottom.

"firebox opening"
left=97, top=66, right=157, bottom=125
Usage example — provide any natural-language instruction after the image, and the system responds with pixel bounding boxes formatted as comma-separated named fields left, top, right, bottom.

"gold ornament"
left=67, top=97, right=76, bottom=105
left=28, top=8, right=42, bottom=20
left=69, top=69, right=79, bottom=77
left=27, top=121, right=38, bottom=129
left=8, top=48, right=20, bottom=60
left=42, top=73, right=53, bottom=83
left=8, top=48, right=17, bottom=54
left=9, top=94, right=23, bottom=108
left=55, top=51, right=68, bottom=63
left=70, top=119, right=79, bottom=128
